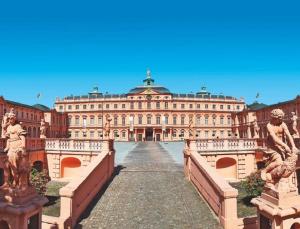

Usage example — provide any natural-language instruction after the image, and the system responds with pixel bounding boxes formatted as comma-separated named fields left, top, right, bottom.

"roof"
left=6, top=100, right=44, bottom=111
left=128, top=86, right=171, bottom=95
left=247, top=102, right=268, bottom=111
left=32, top=104, right=51, bottom=111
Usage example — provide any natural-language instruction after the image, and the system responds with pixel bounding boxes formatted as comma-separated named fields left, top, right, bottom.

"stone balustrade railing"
left=195, top=138, right=257, bottom=152
left=42, top=140, right=115, bottom=228
left=45, top=139, right=104, bottom=152
left=0, top=138, right=45, bottom=152
left=184, top=139, right=238, bottom=229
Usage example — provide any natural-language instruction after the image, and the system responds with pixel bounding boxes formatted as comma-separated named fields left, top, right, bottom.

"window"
left=212, top=116, right=216, bottom=126
left=227, top=116, right=231, bottom=125
left=114, top=104, right=118, bottom=109
left=90, top=116, right=95, bottom=125
left=165, top=116, right=169, bottom=124
left=83, top=105, right=87, bottom=109
left=228, top=130, right=232, bottom=137
left=156, top=102, right=160, bottom=109
left=122, top=104, right=126, bottom=109
left=237, top=105, right=240, bottom=110
left=130, top=102, right=134, bottom=109
left=114, top=130, right=118, bottom=138
left=90, top=131, right=94, bottom=138
left=114, top=116, right=118, bottom=126
left=122, top=131, right=126, bottom=138
left=173, top=116, right=177, bottom=125
left=98, top=131, right=102, bottom=138
left=98, top=104, right=102, bottom=109
left=83, top=117, right=87, bottom=128
left=147, top=115, right=151, bottom=124
left=205, top=131, right=209, bottom=138
left=212, top=104, right=216, bottom=110
left=138, top=102, right=142, bottom=109
left=172, top=130, right=177, bottom=137
left=181, top=116, right=185, bottom=125
left=138, top=116, right=143, bottom=125
left=189, top=104, right=193, bottom=109
left=90, top=104, right=94, bottom=109
left=212, top=130, right=216, bottom=137
left=181, top=104, right=185, bottom=109
left=83, top=131, right=87, bottom=138
left=68, top=116, right=72, bottom=125
left=122, top=116, right=126, bottom=126
left=196, top=116, right=201, bottom=125
left=197, top=104, right=200, bottom=109
left=75, top=131, right=79, bottom=138
left=220, top=130, right=224, bottom=138
left=220, top=105, right=224, bottom=110
left=98, top=116, right=102, bottom=125
left=147, top=102, right=151, bottom=109
left=76, top=105, right=79, bottom=110
left=205, top=104, right=208, bottom=109
left=75, top=116, right=80, bottom=125
left=173, top=103, right=177, bottom=109
left=156, top=116, right=161, bottom=125
left=106, top=104, right=110, bottom=109
left=205, top=116, right=209, bottom=125
left=68, top=105, right=72, bottom=110
left=227, top=105, right=231, bottom=110
left=220, top=116, right=224, bottom=125
left=165, top=102, right=168, bottom=109
left=59, top=105, right=63, bottom=110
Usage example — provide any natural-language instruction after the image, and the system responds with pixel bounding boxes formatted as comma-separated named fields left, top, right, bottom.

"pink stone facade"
left=55, top=74, right=245, bottom=142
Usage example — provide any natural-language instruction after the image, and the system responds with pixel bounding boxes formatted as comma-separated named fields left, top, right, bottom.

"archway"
left=291, top=223, right=300, bottom=229
left=0, top=168, right=4, bottom=186
left=61, top=157, right=81, bottom=178
left=0, top=220, right=9, bottom=229
left=216, top=157, right=237, bottom=179
left=33, top=161, right=43, bottom=172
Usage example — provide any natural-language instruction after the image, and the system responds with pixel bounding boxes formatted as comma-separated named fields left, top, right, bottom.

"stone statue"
left=40, top=119, right=47, bottom=139
left=188, top=117, right=195, bottom=139
left=104, top=117, right=112, bottom=139
left=1, top=111, right=10, bottom=138
left=252, top=119, right=260, bottom=139
left=290, top=112, right=299, bottom=138
left=261, top=109, right=298, bottom=190
left=1, top=109, right=30, bottom=191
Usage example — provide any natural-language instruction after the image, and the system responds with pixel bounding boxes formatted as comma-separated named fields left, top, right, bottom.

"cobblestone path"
left=76, top=142, right=221, bottom=229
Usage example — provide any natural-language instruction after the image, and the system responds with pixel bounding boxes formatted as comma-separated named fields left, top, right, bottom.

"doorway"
left=156, top=134, right=161, bottom=142
left=145, top=128, right=153, bottom=141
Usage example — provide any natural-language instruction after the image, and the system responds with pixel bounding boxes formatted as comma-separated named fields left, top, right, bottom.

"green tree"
left=241, top=170, right=265, bottom=198
left=30, top=168, right=51, bottom=196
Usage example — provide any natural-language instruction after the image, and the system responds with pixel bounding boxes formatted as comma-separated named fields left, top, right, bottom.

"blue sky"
left=0, top=0, right=299, bottom=107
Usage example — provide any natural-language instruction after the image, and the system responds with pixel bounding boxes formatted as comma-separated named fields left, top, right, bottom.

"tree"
left=30, top=168, right=50, bottom=196
left=241, top=170, right=265, bottom=198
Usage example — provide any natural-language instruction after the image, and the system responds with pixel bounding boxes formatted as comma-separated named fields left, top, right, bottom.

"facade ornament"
left=290, top=112, right=299, bottom=138
left=40, top=118, right=47, bottom=139
left=252, top=119, right=260, bottom=139
left=261, top=109, right=299, bottom=191
left=104, top=117, right=112, bottom=139
left=0, top=108, right=30, bottom=191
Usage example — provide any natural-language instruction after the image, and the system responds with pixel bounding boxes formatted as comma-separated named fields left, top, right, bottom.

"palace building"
left=55, top=70, right=245, bottom=141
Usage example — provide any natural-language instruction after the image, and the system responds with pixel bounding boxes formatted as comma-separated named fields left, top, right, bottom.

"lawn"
left=230, top=182, right=257, bottom=218
left=42, top=181, right=68, bottom=217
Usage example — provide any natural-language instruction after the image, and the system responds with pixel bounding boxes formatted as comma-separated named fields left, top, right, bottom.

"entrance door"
left=156, top=134, right=161, bottom=142
left=138, top=134, right=143, bottom=141
left=145, top=128, right=153, bottom=141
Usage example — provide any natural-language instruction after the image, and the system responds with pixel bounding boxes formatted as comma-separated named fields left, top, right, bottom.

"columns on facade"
left=247, top=125, right=252, bottom=138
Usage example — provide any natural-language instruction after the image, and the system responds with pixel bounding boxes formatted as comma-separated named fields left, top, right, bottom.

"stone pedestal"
left=0, top=187, right=47, bottom=229
left=252, top=176, right=300, bottom=229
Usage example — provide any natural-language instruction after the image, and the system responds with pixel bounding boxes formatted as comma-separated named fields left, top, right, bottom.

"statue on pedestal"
left=1, top=109, right=30, bottom=191
left=188, top=117, right=195, bottom=139
left=40, top=119, right=47, bottom=139
left=261, top=109, right=298, bottom=191
left=104, top=117, right=112, bottom=139
left=290, top=112, right=299, bottom=138
left=252, top=119, right=260, bottom=139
